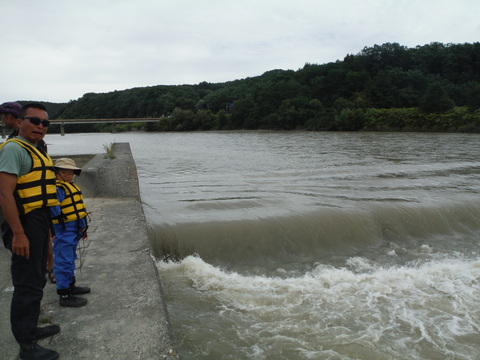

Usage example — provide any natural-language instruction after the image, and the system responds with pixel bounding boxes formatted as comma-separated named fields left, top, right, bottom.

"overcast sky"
left=1, top=0, right=479, bottom=103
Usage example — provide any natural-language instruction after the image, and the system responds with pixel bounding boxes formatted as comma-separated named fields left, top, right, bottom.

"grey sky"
left=1, top=0, right=479, bottom=103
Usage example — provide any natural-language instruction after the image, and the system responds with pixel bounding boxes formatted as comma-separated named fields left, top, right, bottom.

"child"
left=50, top=158, right=91, bottom=307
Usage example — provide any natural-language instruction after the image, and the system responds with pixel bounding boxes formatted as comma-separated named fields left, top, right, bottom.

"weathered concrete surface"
left=76, top=143, right=140, bottom=199
left=0, top=143, right=179, bottom=359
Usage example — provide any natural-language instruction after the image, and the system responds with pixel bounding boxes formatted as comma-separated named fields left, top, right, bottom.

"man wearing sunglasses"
left=0, top=103, right=61, bottom=360
left=0, top=101, right=47, bottom=152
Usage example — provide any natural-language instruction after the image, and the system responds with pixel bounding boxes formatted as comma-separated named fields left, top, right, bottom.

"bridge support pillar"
left=61, top=123, right=65, bottom=136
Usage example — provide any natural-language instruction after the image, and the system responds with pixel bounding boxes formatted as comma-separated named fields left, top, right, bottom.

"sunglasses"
left=21, top=117, right=50, bottom=127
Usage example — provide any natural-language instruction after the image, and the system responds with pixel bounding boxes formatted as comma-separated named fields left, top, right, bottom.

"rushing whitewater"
left=48, top=131, right=480, bottom=360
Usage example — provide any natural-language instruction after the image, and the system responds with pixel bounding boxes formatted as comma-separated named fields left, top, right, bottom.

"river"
left=47, top=131, right=480, bottom=360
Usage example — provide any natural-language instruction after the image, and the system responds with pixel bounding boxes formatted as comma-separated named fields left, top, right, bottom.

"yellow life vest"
left=52, top=181, right=88, bottom=224
left=1, top=138, right=59, bottom=214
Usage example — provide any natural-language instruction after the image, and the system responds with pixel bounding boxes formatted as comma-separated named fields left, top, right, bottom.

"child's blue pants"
left=53, top=220, right=85, bottom=290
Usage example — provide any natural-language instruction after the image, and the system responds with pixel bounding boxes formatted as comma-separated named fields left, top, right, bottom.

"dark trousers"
left=10, top=208, right=50, bottom=345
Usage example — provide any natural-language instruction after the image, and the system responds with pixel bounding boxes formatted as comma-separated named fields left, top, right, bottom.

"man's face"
left=18, top=107, right=49, bottom=144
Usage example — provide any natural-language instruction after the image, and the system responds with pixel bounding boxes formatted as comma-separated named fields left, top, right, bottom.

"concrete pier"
left=0, top=143, right=179, bottom=359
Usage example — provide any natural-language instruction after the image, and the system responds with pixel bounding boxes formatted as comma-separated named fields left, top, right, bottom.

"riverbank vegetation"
left=44, top=42, right=480, bottom=132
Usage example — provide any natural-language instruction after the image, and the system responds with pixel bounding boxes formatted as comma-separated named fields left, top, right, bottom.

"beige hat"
left=54, top=158, right=82, bottom=175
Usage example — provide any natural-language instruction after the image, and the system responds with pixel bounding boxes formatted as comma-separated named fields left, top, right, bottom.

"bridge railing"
left=1, top=118, right=163, bottom=137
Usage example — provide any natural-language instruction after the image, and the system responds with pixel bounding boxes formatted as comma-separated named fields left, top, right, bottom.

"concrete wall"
left=75, top=143, right=140, bottom=198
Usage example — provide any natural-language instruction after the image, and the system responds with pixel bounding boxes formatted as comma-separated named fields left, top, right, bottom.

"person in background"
left=0, top=103, right=60, bottom=360
left=0, top=101, right=48, bottom=152
left=0, top=101, right=21, bottom=133
left=51, top=157, right=91, bottom=308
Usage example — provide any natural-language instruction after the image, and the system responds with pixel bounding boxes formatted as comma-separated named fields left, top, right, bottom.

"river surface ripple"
left=48, top=131, right=480, bottom=360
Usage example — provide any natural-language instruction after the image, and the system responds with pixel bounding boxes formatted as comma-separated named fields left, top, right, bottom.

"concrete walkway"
left=0, top=144, right=178, bottom=359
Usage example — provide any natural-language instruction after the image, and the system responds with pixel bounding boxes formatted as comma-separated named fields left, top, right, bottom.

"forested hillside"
left=52, top=42, right=480, bottom=132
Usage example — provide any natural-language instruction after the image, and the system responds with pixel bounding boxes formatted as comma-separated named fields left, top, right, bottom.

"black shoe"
left=71, top=285, right=91, bottom=295
left=35, top=325, right=60, bottom=340
left=19, top=342, right=59, bottom=360
left=59, top=294, right=88, bottom=307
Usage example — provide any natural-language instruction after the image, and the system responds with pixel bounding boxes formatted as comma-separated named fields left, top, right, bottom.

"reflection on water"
left=47, top=131, right=480, bottom=360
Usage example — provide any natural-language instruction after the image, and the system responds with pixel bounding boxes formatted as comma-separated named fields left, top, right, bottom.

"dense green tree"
left=333, top=97, right=368, bottom=130
left=231, top=97, right=255, bottom=128
left=216, top=109, right=229, bottom=129
left=195, top=109, right=217, bottom=130
left=467, top=82, right=480, bottom=112
left=169, top=108, right=196, bottom=131
left=47, top=41, right=480, bottom=133
left=419, top=82, right=455, bottom=113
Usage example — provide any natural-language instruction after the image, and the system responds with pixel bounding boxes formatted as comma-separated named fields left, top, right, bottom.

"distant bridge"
left=1, top=118, right=163, bottom=137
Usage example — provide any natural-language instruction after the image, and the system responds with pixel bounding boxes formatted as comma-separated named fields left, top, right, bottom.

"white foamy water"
left=46, top=131, right=480, bottom=359
left=158, top=256, right=480, bottom=360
